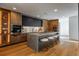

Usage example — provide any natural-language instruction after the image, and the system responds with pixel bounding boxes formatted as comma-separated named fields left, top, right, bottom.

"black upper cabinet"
left=22, top=15, right=42, bottom=27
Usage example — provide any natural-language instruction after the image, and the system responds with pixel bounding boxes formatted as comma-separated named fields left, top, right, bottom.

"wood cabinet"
left=10, top=12, right=24, bottom=45
left=11, top=33, right=27, bottom=44
left=48, top=20, right=59, bottom=32
left=0, top=8, right=11, bottom=46
left=11, top=12, right=22, bottom=25
left=43, top=19, right=59, bottom=32
left=0, top=8, right=26, bottom=47
left=43, top=20, right=48, bottom=32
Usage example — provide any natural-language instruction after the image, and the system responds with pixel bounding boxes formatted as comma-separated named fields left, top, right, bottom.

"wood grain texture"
left=11, top=12, right=22, bottom=25
left=43, top=20, right=48, bottom=32
left=0, top=9, right=11, bottom=46
left=0, top=40, right=79, bottom=56
left=0, top=10, right=2, bottom=45
left=43, top=19, right=59, bottom=32
left=7, top=12, right=11, bottom=44
left=48, top=20, right=59, bottom=32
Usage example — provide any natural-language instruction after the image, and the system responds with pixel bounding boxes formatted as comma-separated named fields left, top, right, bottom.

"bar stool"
left=39, top=38, right=49, bottom=50
left=53, top=35, right=59, bottom=44
left=48, top=36, right=55, bottom=47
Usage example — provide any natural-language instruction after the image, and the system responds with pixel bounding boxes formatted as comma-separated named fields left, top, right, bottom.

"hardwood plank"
left=0, top=40, right=79, bottom=56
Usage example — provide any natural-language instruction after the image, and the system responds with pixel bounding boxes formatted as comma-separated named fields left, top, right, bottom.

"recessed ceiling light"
left=13, top=7, right=16, bottom=10
left=54, top=9, right=58, bottom=12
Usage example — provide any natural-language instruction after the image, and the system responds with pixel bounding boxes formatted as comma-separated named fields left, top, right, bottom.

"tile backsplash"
left=22, top=26, right=44, bottom=33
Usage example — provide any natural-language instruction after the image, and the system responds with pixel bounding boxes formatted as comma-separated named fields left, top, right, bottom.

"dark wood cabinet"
left=0, top=8, right=27, bottom=47
left=11, top=33, right=27, bottom=44
left=0, top=8, right=11, bottom=46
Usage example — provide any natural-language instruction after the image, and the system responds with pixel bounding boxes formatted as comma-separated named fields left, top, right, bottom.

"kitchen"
left=0, top=3, right=78, bottom=56
left=0, top=7, right=59, bottom=52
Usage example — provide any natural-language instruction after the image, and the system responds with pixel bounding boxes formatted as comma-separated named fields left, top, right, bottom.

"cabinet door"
left=2, top=10, right=11, bottom=45
left=2, top=10, right=8, bottom=45
left=21, top=34, right=27, bottom=41
left=43, top=20, right=48, bottom=32
left=11, top=12, right=22, bottom=25
left=48, top=20, right=59, bottom=32
left=0, top=9, right=11, bottom=46
left=11, top=12, right=17, bottom=25
left=17, top=13, right=22, bottom=25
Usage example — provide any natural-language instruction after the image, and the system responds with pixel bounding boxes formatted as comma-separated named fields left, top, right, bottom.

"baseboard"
left=60, top=35, right=79, bottom=41
left=69, top=39, right=79, bottom=41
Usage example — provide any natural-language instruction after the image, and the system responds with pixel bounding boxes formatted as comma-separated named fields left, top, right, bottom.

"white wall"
left=69, top=16, right=78, bottom=40
left=59, top=17, right=69, bottom=37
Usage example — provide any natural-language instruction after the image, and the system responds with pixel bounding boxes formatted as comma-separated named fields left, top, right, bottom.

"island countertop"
left=27, top=32, right=59, bottom=52
left=27, top=32, right=58, bottom=36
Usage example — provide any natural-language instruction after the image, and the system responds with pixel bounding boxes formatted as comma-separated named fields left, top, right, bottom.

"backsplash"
left=22, top=26, right=44, bottom=33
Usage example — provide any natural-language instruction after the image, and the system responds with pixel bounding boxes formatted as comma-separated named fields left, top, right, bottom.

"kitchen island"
left=27, top=32, right=59, bottom=52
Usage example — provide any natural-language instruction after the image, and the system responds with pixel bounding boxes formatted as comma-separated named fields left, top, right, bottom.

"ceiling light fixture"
left=54, top=9, right=58, bottom=12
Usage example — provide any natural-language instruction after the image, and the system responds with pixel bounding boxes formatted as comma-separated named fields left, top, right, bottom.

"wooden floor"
left=0, top=40, right=79, bottom=56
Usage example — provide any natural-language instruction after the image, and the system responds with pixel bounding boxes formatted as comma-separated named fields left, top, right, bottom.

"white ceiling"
left=0, top=3, right=78, bottom=20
